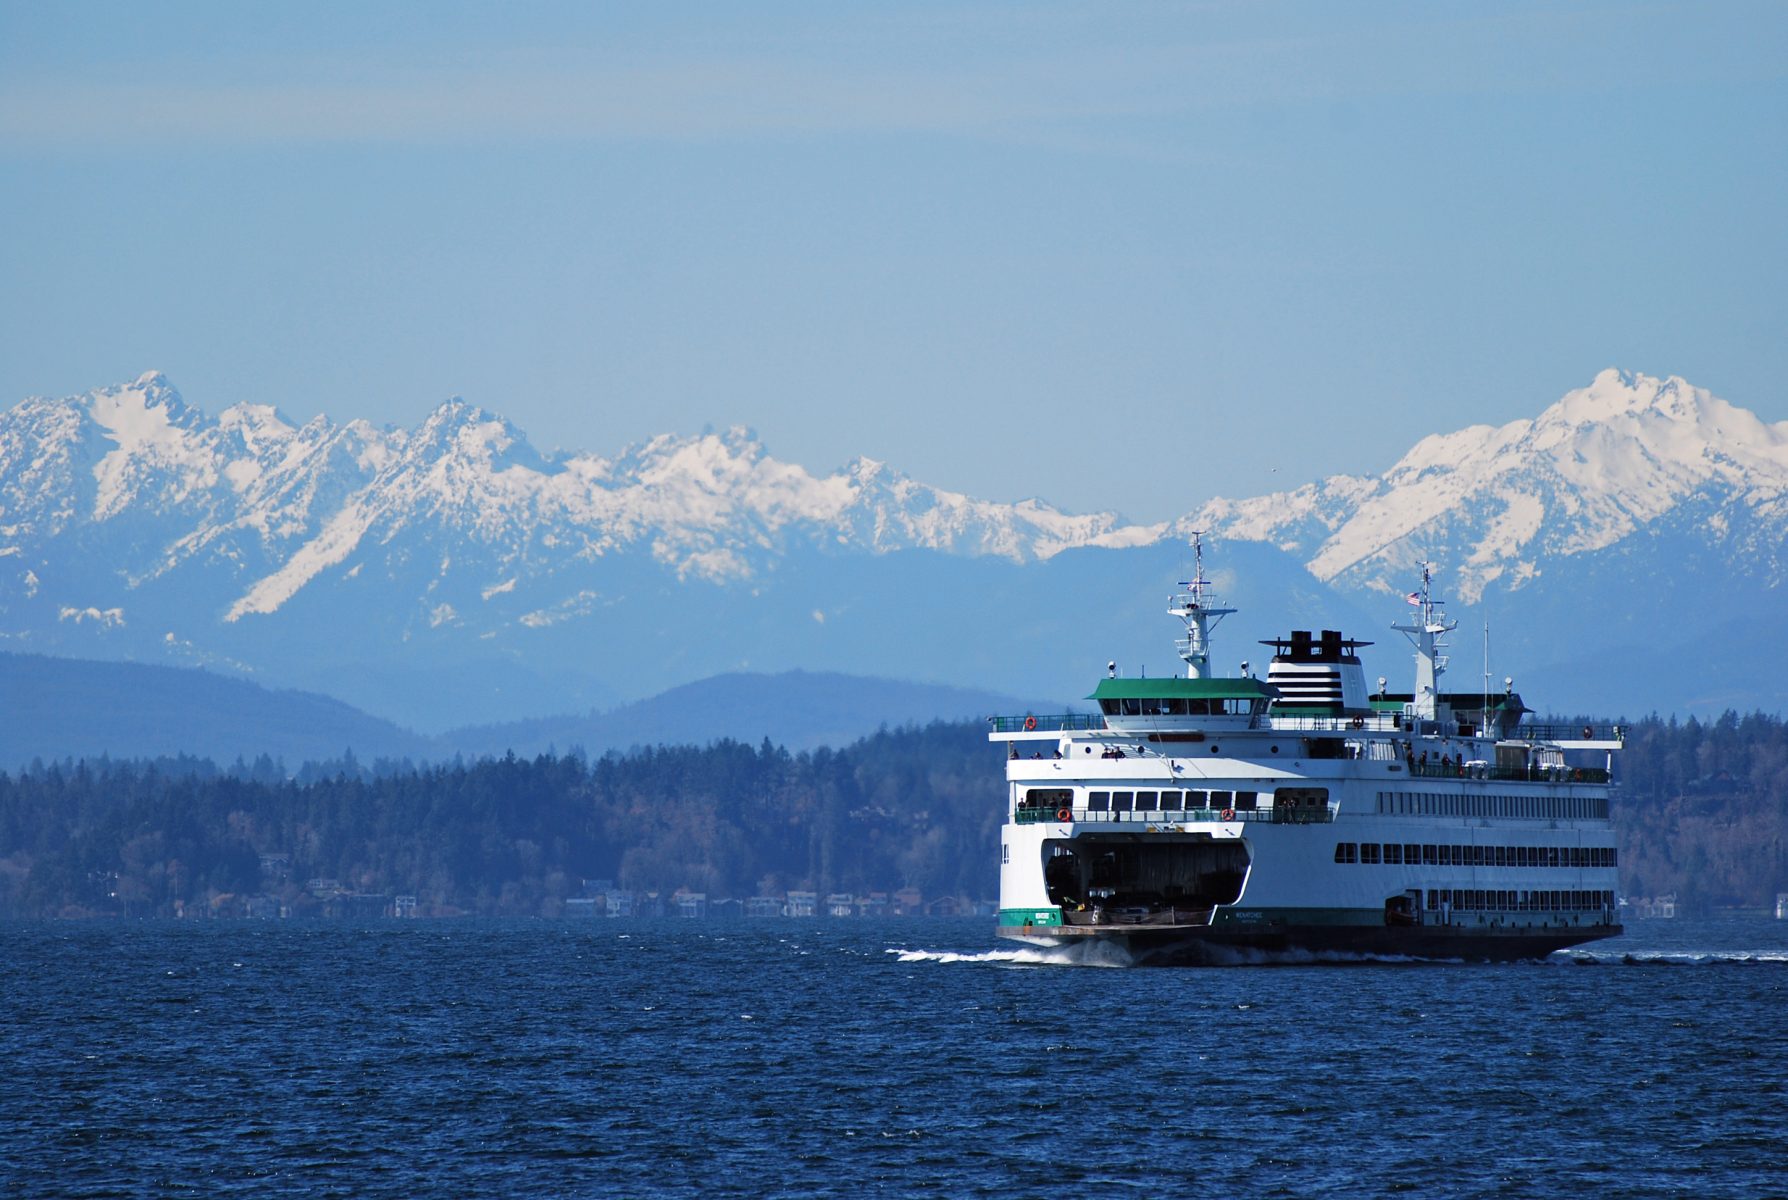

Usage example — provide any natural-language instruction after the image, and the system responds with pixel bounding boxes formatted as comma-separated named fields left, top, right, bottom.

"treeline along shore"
left=1, top=714, right=1784, bottom=920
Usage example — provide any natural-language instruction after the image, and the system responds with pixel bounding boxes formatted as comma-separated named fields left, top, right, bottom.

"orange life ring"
left=1056, top=807, right=1072, bottom=822
left=1024, top=716, right=1037, bottom=731
left=1221, top=807, right=1235, bottom=821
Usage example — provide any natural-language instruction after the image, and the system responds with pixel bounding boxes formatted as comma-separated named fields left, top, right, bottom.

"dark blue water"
left=3, top=917, right=1784, bottom=1198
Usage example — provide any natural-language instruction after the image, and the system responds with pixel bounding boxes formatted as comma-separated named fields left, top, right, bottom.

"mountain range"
left=2, top=368, right=1783, bottom=732
left=0, top=653, right=1037, bottom=770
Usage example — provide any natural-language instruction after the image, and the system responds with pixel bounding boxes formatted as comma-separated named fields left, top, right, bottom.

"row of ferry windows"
left=1426, top=888, right=1614, bottom=912
left=1028, top=789, right=1274, bottom=812
left=1376, top=790, right=1609, bottom=820
left=1334, top=842, right=1617, bottom=868
left=1098, top=697, right=1264, bottom=717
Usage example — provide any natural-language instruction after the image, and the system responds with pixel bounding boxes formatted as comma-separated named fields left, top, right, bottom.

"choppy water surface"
left=3, top=916, right=1783, bottom=1198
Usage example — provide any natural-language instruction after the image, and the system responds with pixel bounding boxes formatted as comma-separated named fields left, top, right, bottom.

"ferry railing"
left=1515, top=722, right=1624, bottom=744
left=989, top=713, right=1105, bottom=734
left=1013, top=804, right=1337, bottom=826
left=1406, top=762, right=1611, bottom=784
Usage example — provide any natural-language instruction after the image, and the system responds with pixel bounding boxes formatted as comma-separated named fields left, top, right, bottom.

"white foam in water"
left=888, top=942, right=1135, bottom=968
left=890, top=943, right=1465, bottom=968
left=1564, top=948, right=1788, bottom=965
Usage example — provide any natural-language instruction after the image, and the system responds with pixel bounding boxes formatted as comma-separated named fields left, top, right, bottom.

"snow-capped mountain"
left=2, top=368, right=1782, bottom=728
left=1187, top=369, right=1788, bottom=603
left=1, top=372, right=1155, bottom=619
left=0, top=372, right=1166, bottom=726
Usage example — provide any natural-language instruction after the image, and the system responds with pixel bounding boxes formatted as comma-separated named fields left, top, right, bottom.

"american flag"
left=1406, top=591, right=1422, bottom=605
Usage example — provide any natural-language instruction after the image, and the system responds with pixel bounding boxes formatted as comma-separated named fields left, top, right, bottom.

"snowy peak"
left=6, top=368, right=1779, bottom=640
left=1, top=374, right=1161, bottom=622
left=1191, top=369, right=1788, bottom=601
left=1546, top=368, right=1714, bottom=427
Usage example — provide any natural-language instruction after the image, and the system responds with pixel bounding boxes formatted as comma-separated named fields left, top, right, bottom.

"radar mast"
left=1170, top=532, right=1236, bottom=679
left=1390, top=562, right=1457, bottom=720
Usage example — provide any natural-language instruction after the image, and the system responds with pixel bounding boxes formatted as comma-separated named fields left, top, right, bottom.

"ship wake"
left=887, top=942, right=1135, bottom=969
left=1563, top=949, right=1788, bottom=967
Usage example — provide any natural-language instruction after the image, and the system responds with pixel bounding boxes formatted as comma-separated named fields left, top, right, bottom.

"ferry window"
left=1383, top=844, right=1402, bottom=865
left=1546, top=847, right=1559, bottom=868
left=1422, top=844, right=1438, bottom=865
left=1165, top=699, right=1188, bottom=716
left=1185, top=790, right=1208, bottom=808
left=1088, top=791, right=1110, bottom=811
left=1099, top=699, right=1119, bottom=716
left=1135, top=791, right=1159, bottom=810
left=1139, top=697, right=1163, bottom=716
left=1121, top=699, right=1141, bottom=716
left=1158, top=789, right=1181, bottom=809
left=1609, top=849, right=1618, bottom=867
left=1027, top=788, right=1072, bottom=808
left=1111, top=791, right=1134, bottom=812
left=1405, top=844, right=1421, bottom=864
left=1208, top=790, right=1233, bottom=810
left=1450, top=845, right=1464, bottom=866
left=1334, top=843, right=1357, bottom=864
left=1187, top=699, right=1210, bottom=715
left=1493, top=846, right=1507, bottom=867
left=1360, top=843, right=1381, bottom=864
left=1234, top=791, right=1258, bottom=811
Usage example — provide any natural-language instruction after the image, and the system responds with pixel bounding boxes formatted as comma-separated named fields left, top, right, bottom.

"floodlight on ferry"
left=1107, top=660, right=1117, bottom=678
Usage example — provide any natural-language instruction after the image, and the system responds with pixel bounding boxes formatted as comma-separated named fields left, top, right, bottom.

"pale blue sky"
left=2, top=1, right=1783, bottom=519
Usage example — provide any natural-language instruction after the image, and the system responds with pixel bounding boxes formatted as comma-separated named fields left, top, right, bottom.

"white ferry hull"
left=990, top=553, right=1626, bottom=966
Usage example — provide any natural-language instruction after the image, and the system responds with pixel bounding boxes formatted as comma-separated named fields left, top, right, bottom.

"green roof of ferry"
left=1088, top=677, right=1278, bottom=701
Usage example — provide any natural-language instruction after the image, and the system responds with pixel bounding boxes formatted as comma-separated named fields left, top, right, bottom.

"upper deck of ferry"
left=987, top=543, right=1623, bottom=782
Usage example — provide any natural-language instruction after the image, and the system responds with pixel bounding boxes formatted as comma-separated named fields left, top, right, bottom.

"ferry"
left=991, top=538, right=1623, bottom=964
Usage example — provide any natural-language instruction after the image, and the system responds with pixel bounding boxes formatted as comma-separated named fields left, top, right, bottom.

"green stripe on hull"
left=998, top=907, right=1064, bottom=927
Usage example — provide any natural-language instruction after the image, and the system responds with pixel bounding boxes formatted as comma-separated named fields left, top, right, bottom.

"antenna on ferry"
left=1169, top=531, right=1237, bottom=679
left=1482, top=617, right=1491, bottom=730
left=1389, top=560, right=1457, bottom=721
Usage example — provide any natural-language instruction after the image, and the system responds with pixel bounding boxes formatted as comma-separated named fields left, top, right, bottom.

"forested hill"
left=0, top=724, right=1002, bottom=919
left=1, top=715, right=1784, bottom=919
